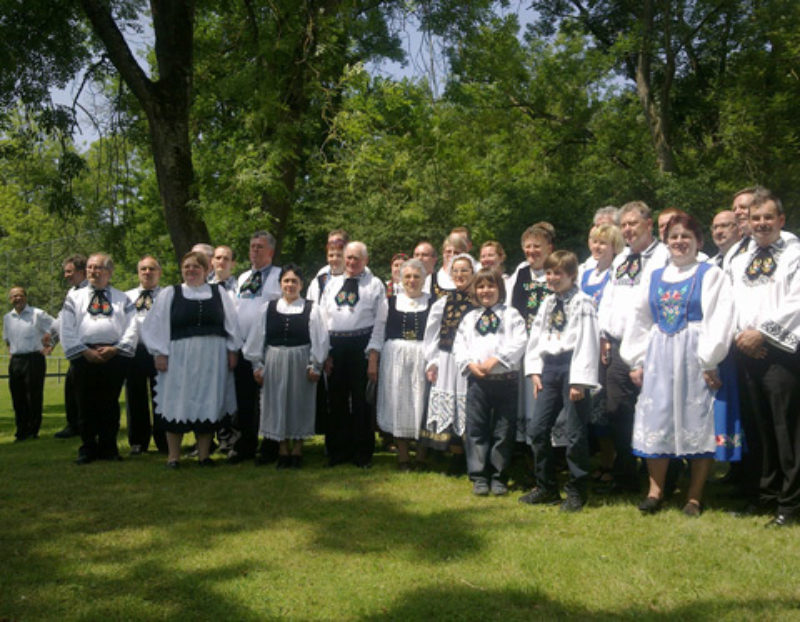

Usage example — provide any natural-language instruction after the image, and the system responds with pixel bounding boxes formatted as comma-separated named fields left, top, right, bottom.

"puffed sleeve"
left=366, top=295, right=388, bottom=353
left=242, top=308, right=266, bottom=370
left=620, top=274, right=654, bottom=369
left=524, top=296, right=549, bottom=376
left=494, top=307, right=527, bottom=370
left=60, top=291, right=86, bottom=359
left=697, top=265, right=734, bottom=369
left=423, top=296, right=446, bottom=370
left=453, top=310, right=474, bottom=377
left=309, top=302, right=329, bottom=372
left=306, top=275, right=321, bottom=303
left=116, top=295, right=139, bottom=357
left=597, top=276, right=617, bottom=338
left=220, top=286, right=242, bottom=351
left=569, top=296, right=601, bottom=388
left=758, top=252, right=800, bottom=352
left=141, top=286, right=174, bottom=357
left=34, top=309, right=56, bottom=334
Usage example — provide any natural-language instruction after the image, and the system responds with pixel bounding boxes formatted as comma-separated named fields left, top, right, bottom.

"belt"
left=477, top=371, right=519, bottom=382
left=329, top=327, right=373, bottom=339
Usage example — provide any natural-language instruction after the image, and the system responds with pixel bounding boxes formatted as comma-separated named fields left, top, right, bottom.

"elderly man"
left=597, top=201, right=670, bottom=493
left=211, top=245, right=237, bottom=291
left=229, top=230, right=282, bottom=464
left=320, top=241, right=387, bottom=468
left=709, top=210, right=742, bottom=268
left=52, top=254, right=88, bottom=439
left=124, top=255, right=165, bottom=455
left=728, top=190, right=800, bottom=527
left=61, top=253, right=137, bottom=464
left=3, top=287, right=55, bottom=441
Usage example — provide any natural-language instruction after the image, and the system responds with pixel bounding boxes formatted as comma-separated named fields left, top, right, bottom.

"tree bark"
left=79, top=0, right=209, bottom=262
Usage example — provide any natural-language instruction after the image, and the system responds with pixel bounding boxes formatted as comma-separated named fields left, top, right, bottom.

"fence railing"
left=0, top=355, right=68, bottom=381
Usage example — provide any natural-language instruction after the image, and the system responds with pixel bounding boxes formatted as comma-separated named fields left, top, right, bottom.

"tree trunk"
left=80, top=0, right=209, bottom=263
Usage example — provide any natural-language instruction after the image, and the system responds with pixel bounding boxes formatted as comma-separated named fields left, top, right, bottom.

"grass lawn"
left=1, top=377, right=799, bottom=621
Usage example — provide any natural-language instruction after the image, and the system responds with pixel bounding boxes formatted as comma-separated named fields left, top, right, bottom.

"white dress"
left=243, top=297, right=328, bottom=441
left=422, top=291, right=473, bottom=444
left=622, top=262, right=733, bottom=457
left=370, top=293, right=431, bottom=439
left=141, top=283, right=240, bottom=430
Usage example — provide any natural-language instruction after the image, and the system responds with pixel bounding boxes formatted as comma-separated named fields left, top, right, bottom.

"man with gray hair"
left=60, top=253, right=138, bottom=464
left=229, top=231, right=282, bottom=464
left=320, top=241, right=387, bottom=468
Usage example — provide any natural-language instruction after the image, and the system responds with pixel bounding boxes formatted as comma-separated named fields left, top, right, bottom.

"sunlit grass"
left=1, top=378, right=799, bottom=620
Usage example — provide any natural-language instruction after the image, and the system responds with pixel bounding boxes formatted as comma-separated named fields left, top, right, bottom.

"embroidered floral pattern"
left=657, top=283, right=689, bottom=329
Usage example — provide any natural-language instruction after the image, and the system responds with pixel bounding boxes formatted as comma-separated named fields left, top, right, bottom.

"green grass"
left=1, top=379, right=800, bottom=620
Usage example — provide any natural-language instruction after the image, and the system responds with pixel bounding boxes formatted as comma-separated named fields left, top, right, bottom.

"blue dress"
left=631, top=263, right=740, bottom=459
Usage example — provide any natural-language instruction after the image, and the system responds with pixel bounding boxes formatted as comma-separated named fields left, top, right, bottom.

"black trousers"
left=72, top=354, right=129, bottom=460
left=739, top=345, right=800, bottom=515
left=125, top=344, right=166, bottom=451
left=64, top=362, right=79, bottom=431
left=232, top=355, right=265, bottom=458
left=604, top=339, right=639, bottom=488
left=327, top=334, right=374, bottom=466
left=8, top=352, right=46, bottom=440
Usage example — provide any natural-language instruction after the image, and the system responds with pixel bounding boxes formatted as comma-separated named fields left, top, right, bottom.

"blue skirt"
left=713, top=353, right=744, bottom=462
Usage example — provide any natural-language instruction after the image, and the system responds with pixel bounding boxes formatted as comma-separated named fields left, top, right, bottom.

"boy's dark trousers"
left=465, top=373, right=518, bottom=484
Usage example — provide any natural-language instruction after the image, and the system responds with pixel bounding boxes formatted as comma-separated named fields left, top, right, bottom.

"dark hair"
left=664, top=212, right=704, bottom=247
left=471, top=267, right=507, bottom=305
left=280, top=263, right=304, bottom=283
left=181, top=250, right=209, bottom=272
left=543, top=250, right=579, bottom=279
left=63, top=254, right=87, bottom=272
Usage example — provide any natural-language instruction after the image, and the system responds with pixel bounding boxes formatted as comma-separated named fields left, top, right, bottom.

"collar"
left=11, top=305, right=30, bottom=317
left=555, top=285, right=578, bottom=303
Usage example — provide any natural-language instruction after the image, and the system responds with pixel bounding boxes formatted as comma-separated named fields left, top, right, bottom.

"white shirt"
left=727, top=237, right=800, bottom=352
left=598, top=240, right=670, bottom=340
left=319, top=271, right=387, bottom=337
left=125, top=286, right=162, bottom=331
left=621, top=261, right=734, bottom=370
left=141, top=283, right=241, bottom=356
left=524, top=287, right=600, bottom=388
left=242, top=297, right=329, bottom=373
left=60, top=285, right=138, bottom=359
left=453, top=303, right=527, bottom=377
left=235, top=264, right=282, bottom=340
left=3, top=305, right=55, bottom=354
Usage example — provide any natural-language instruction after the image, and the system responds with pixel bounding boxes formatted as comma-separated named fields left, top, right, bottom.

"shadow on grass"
left=362, top=585, right=800, bottom=621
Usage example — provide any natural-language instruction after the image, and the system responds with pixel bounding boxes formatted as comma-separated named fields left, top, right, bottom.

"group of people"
left=4, top=185, right=799, bottom=527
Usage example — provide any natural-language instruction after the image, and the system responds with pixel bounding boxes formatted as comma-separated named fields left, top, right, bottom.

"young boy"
left=453, top=268, right=528, bottom=496
left=520, top=251, right=600, bottom=512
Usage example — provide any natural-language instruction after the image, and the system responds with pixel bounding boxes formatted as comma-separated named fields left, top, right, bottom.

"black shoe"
left=560, top=493, right=584, bottom=513
left=734, top=499, right=777, bottom=517
left=682, top=500, right=703, bottom=517
left=166, top=460, right=180, bottom=470
left=637, top=496, right=663, bottom=514
left=519, top=487, right=561, bottom=505
left=55, top=427, right=78, bottom=439
left=227, top=450, right=252, bottom=465
left=276, top=455, right=292, bottom=470
left=198, top=457, right=216, bottom=467
left=290, top=455, right=303, bottom=469
left=75, top=455, right=95, bottom=465
left=447, top=453, right=466, bottom=477
left=765, top=513, right=798, bottom=528
left=472, top=480, right=490, bottom=496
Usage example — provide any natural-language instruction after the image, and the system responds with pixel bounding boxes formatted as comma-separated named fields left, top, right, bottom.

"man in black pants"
left=319, top=241, right=386, bottom=468
left=729, top=189, right=800, bottom=527
left=229, top=231, right=282, bottom=464
left=53, top=254, right=88, bottom=439
left=124, top=255, right=166, bottom=454
left=3, top=287, right=55, bottom=441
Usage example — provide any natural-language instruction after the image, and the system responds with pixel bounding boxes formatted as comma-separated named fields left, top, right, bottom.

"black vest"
left=385, top=296, right=430, bottom=341
left=170, top=284, right=226, bottom=341
left=265, top=299, right=312, bottom=347
left=511, top=265, right=550, bottom=332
